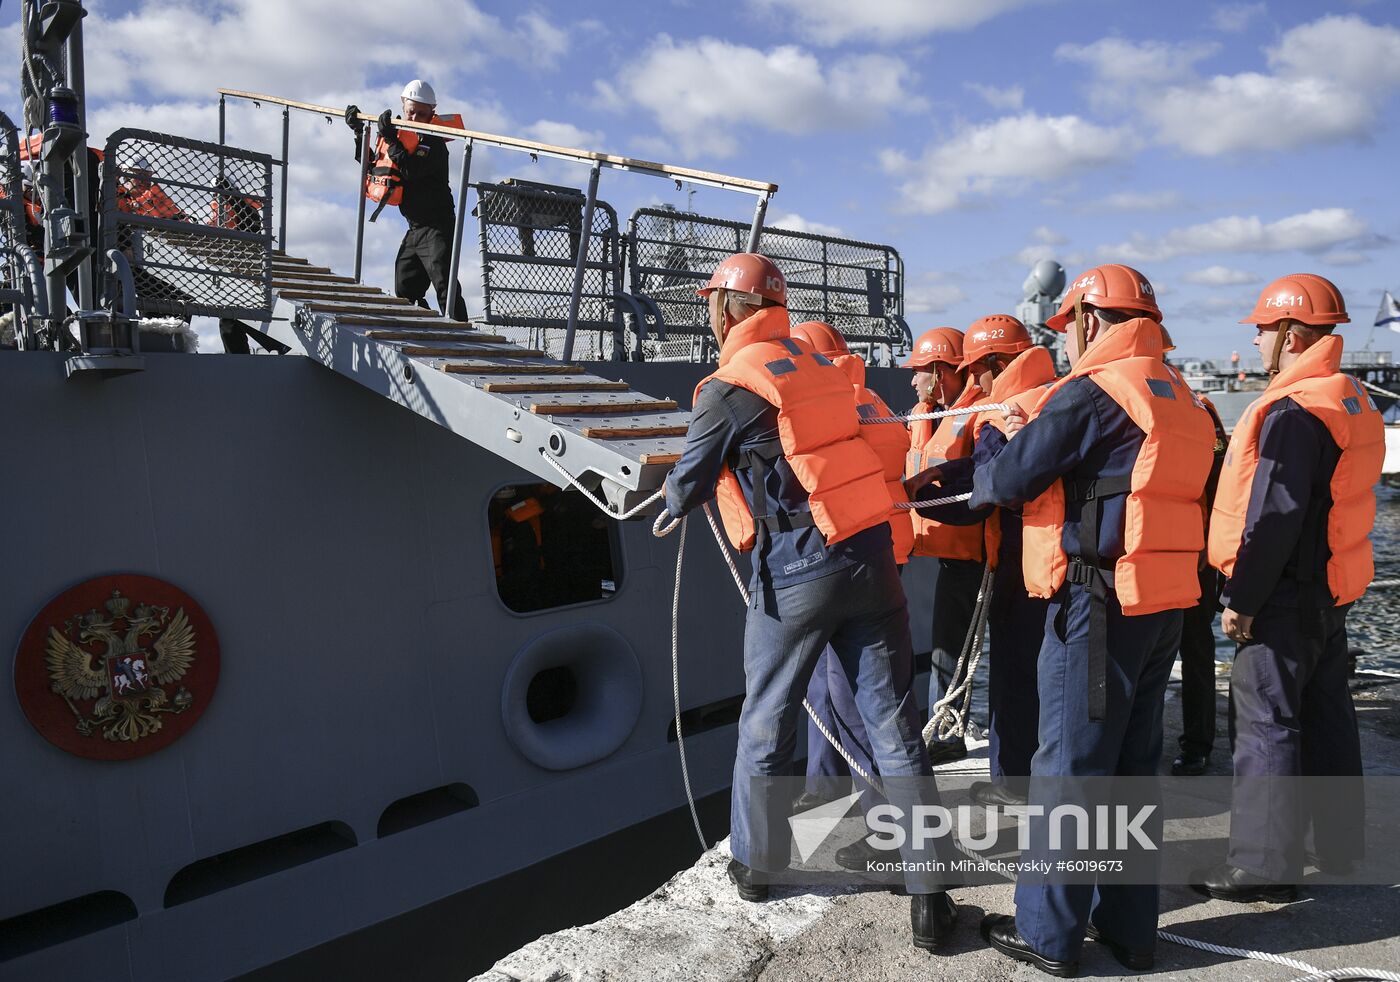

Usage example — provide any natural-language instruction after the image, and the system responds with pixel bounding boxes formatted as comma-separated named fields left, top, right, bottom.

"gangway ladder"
left=263, top=252, right=687, bottom=513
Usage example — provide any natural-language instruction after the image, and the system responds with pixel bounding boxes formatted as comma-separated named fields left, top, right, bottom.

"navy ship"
left=0, top=4, right=934, bottom=979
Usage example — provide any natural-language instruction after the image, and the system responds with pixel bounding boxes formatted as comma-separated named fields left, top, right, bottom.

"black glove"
left=343, top=104, right=361, bottom=130
left=377, top=109, right=397, bottom=142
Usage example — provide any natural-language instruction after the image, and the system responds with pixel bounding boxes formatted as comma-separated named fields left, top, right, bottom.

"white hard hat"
left=401, top=79, right=437, bottom=106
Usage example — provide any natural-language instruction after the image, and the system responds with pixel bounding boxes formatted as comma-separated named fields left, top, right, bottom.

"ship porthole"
left=501, top=624, right=642, bottom=771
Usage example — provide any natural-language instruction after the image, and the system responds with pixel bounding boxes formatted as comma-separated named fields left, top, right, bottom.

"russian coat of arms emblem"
left=14, top=574, right=220, bottom=760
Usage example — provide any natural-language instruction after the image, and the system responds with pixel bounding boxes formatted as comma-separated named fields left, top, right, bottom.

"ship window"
left=0, top=890, right=137, bottom=962
left=489, top=483, right=621, bottom=613
left=377, top=783, right=480, bottom=838
left=164, top=821, right=357, bottom=908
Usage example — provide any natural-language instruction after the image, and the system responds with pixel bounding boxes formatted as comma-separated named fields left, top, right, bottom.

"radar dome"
left=1022, top=260, right=1066, bottom=302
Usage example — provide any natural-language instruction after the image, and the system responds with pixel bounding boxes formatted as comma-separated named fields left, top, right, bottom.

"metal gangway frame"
left=99, top=128, right=275, bottom=323
left=627, top=206, right=913, bottom=361
left=216, top=89, right=778, bottom=363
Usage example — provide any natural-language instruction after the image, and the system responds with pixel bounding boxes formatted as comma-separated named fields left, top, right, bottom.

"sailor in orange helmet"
left=907, top=314, right=1057, bottom=808
left=967, top=265, right=1216, bottom=975
left=1192, top=274, right=1383, bottom=902
left=786, top=320, right=914, bottom=841
left=658, top=255, right=957, bottom=949
left=901, top=326, right=987, bottom=768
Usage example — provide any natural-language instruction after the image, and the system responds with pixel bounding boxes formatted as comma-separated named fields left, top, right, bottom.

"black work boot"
left=1189, top=863, right=1297, bottom=903
left=1171, top=748, right=1210, bottom=775
left=911, top=892, right=958, bottom=950
left=727, top=858, right=769, bottom=902
left=927, top=740, right=968, bottom=766
left=981, top=913, right=1079, bottom=977
left=970, top=780, right=1028, bottom=807
left=1085, top=921, right=1154, bottom=971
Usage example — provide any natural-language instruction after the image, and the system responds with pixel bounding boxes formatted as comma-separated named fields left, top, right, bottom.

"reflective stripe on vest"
left=906, top=383, right=986, bottom=560
left=696, top=308, right=893, bottom=553
left=1208, top=334, right=1384, bottom=605
left=1021, top=321, right=1216, bottom=616
left=364, top=113, right=464, bottom=222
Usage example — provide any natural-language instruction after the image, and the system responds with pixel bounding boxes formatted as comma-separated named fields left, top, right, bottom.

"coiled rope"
left=924, top=565, right=994, bottom=744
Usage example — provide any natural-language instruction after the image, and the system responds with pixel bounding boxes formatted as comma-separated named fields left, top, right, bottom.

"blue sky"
left=6, top=0, right=1400, bottom=362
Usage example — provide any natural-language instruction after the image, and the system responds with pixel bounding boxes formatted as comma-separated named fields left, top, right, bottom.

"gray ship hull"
left=0, top=349, right=933, bottom=981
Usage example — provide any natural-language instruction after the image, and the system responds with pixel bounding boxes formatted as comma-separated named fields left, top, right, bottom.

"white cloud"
left=1061, top=16, right=1400, bottom=155
left=905, top=282, right=968, bottom=314
left=1211, top=2, right=1267, bottom=33
left=770, top=212, right=844, bottom=237
left=1099, top=190, right=1183, bottom=212
left=1182, top=265, right=1260, bottom=285
left=750, top=0, right=1045, bottom=45
left=84, top=1, right=572, bottom=102
left=1056, top=38, right=1219, bottom=91
left=522, top=121, right=605, bottom=151
left=1098, top=208, right=1369, bottom=262
left=965, top=82, right=1025, bottom=111
left=1319, top=250, right=1370, bottom=266
left=1016, top=225, right=1067, bottom=265
left=609, top=36, right=922, bottom=157
left=881, top=113, right=1136, bottom=213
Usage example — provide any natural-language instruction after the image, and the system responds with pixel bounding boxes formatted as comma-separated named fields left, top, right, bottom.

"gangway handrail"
left=218, top=87, right=778, bottom=361
left=216, top=89, right=778, bottom=197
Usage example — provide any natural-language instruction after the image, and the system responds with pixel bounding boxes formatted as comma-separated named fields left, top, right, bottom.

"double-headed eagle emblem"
left=45, top=589, right=197, bottom=742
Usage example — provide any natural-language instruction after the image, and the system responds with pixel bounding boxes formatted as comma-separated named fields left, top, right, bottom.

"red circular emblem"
left=13, top=574, right=220, bottom=761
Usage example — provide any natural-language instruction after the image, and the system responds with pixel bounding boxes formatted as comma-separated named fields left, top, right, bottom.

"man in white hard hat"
left=345, top=79, right=467, bottom=320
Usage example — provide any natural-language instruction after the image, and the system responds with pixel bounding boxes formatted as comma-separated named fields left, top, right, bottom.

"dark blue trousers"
left=803, top=646, right=868, bottom=788
left=1226, top=599, right=1363, bottom=880
left=732, top=553, right=940, bottom=892
left=1014, top=583, right=1181, bottom=963
left=926, top=558, right=984, bottom=744
left=987, top=559, right=1048, bottom=781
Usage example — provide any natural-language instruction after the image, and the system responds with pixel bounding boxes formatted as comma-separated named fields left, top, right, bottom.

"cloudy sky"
left=6, top=0, right=1399, bottom=362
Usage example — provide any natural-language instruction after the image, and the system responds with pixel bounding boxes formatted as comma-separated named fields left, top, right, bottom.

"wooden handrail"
left=217, top=89, right=778, bottom=197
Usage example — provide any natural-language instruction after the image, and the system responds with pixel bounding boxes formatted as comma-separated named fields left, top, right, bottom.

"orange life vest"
left=697, top=307, right=893, bottom=553
left=1020, top=318, right=1216, bottom=615
left=365, top=113, right=464, bottom=222
left=1208, top=334, right=1384, bottom=605
left=967, top=345, right=1059, bottom=570
left=831, top=352, right=914, bottom=564
left=117, top=182, right=183, bottom=220
left=906, top=383, right=986, bottom=560
left=209, top=193, right=263, bottom=229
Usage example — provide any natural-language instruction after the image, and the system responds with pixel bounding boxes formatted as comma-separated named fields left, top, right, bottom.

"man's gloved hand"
left=377, top=109, right=397, bottom=142
left=343, top=104, right=361, bottom=130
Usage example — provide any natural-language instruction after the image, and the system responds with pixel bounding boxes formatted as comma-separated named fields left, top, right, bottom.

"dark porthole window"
left=489, top=483, right=621, bottom=613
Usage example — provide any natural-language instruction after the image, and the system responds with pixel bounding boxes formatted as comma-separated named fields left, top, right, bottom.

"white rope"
left=1367, top=579, right=1400, bottom=589
left=1359, top=378, right=1400, bottom=401
left=1156, top=931, right=1400, bottom=981
left=541, top=448, right=666, bottom=520
left=895, top=492, right=973, bottom=510
left=668, top=514, right=708, bottom=853
left=924, top=565, right=994, bottom=744
left=859, top=402, right=1013, bottom=426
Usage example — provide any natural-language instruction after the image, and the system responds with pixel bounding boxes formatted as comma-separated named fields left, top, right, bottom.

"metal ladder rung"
left=529, top=398, right=678, bottom=415
left=441, top=362, right=585, bottom=375
left=365, top=329, right=507, bottom=343
left=406, top=345, right=545, bottom=358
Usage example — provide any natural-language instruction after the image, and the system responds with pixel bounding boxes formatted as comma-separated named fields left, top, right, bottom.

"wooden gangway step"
left=269, top=252, right=689, bottom=510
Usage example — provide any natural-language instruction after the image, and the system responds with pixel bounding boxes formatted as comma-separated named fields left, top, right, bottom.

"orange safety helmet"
left=901, top=326, right=964, bottom=369
left=959, top=314, right=1031, bottom=370
left=1240, top=273, right=1349, bottom=327
left=791, top=320, right=849, bottom=357
left=1047, top=263, right=1160, bottom=331
left=697, top=252, right=788, bottom=306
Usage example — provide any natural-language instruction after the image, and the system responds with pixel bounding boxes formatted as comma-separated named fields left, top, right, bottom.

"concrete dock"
left=473, top=672, right=1400, bottom=982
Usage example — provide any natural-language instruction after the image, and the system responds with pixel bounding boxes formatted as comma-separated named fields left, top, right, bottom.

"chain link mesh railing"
left=627, top=206, right=908, bottom=361
left=474, top=178, right=623, bottom=360
left=101, top=128, right=274, bottom=321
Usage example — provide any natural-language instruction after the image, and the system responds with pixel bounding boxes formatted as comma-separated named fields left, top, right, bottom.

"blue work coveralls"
left=1222, top=398, right=1364, bottom=881
left=969, top=374, right=1184, bottom=963
left=664, top=378, right=939, bottom=890
left=917, top=422, right=1049, bottom=783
